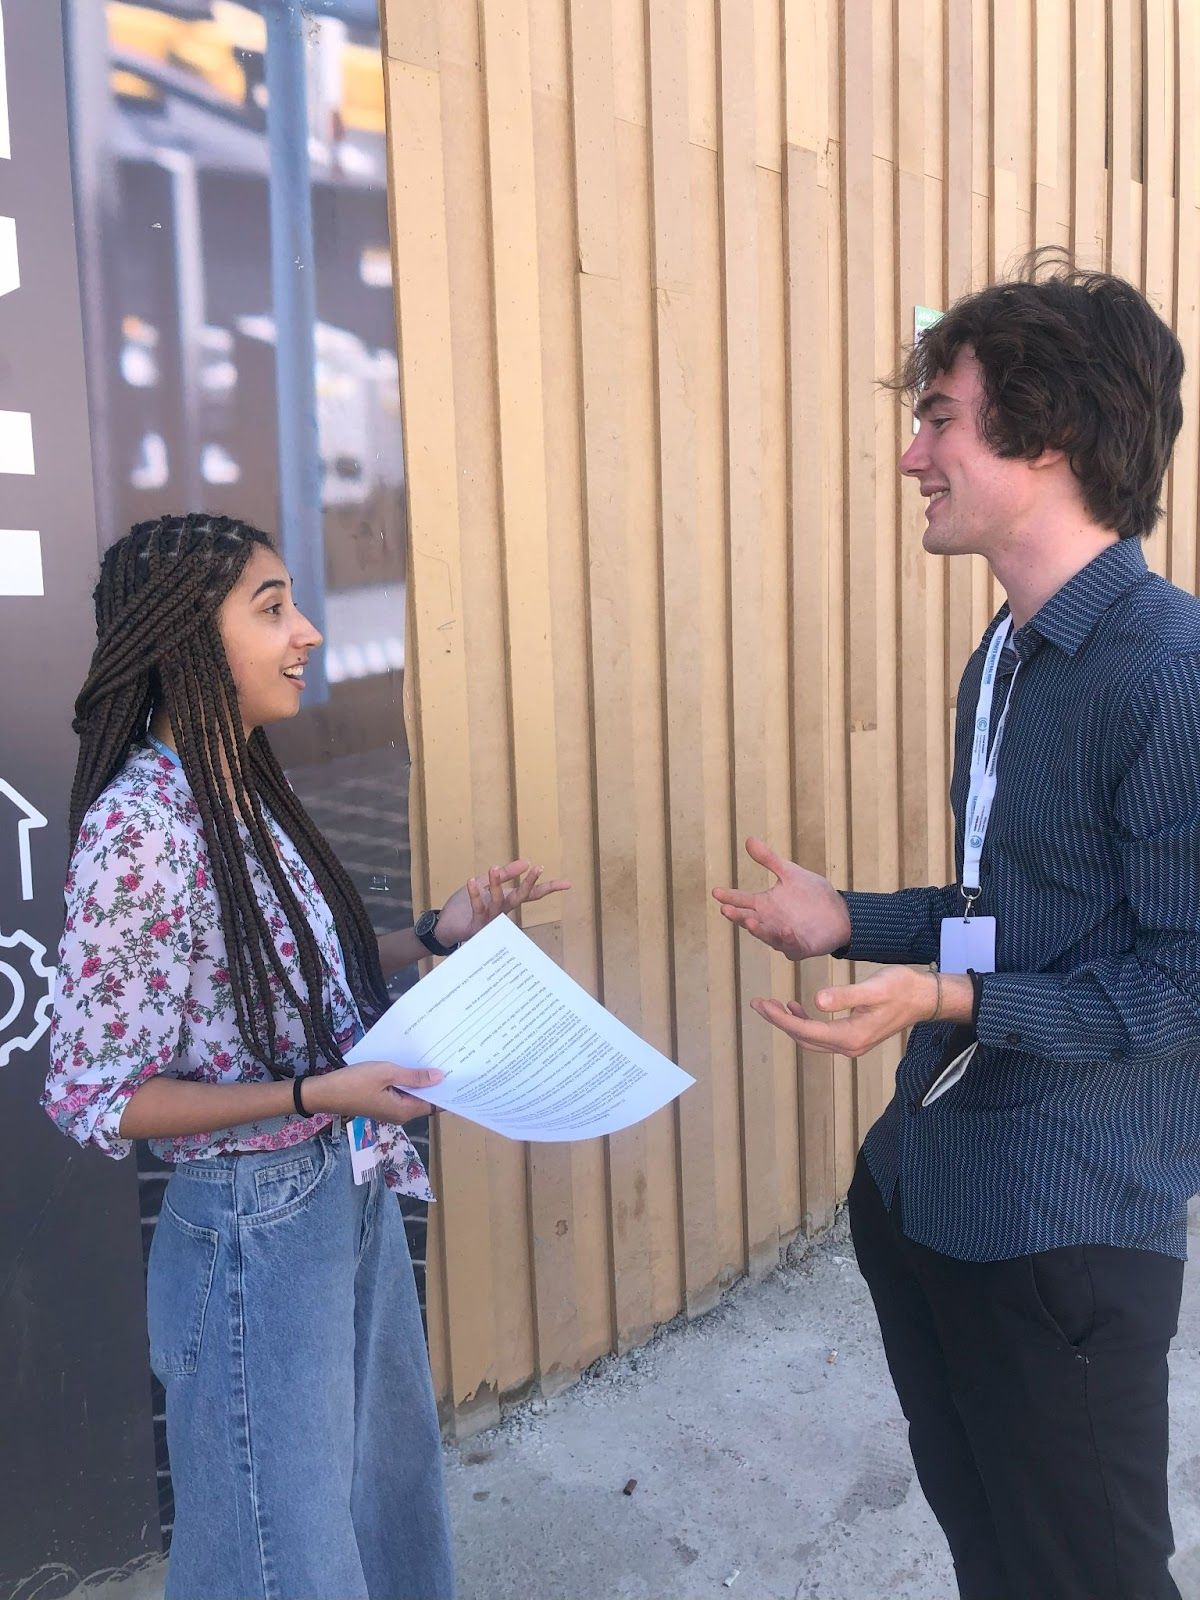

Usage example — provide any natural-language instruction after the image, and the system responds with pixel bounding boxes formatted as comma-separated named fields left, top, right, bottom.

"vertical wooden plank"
left=612, top=0, right=648, bottom=124
left=942, top=0, right=977, bottom=877
left=758, top=161, right=802, bottom=1240
left=897, top=0, right=939, bottom=892
left=687, top=0, right=718, bottom=149
left=527, top=0, right=606, bottom=1391
left=1143, top=0, right=1172, bottom=576
left=1071, top=0, right=1106, bottom=267
left=1033, top=0, right=1065, bottom=242
left=384, top=51, right=499, bottom=1432
left=567, top=0, right=658, bottom=1352
left=944, top=0, right=973, bottom=301
left=820, top=129, right=856, bottom=1198
left=782, top=0, right=839, bottom=1237
left=869, top=0, right=903, bottom=1131
left=990, top=0, right=1024, bottom=275
left=719, top=0, right=780, bottom=1277
left=1108, top=0, right=1136, bottom=278
left=646, top=0, right=725, bottom=1313
left=785, top=141, right=837, bottom=1233
left=438, top=0, right=535, bottom=1402
left=479, top=0, right=563, bottom=891
left=691, top=132, right=746, bottom=1277
left=755, top=0, right=783, bottom=171
left=840, top=0, right=891, bottom=1148
left=380, top=0, right=439, bottom=70
left=614, top=108, right=682, bottom=1330
left=785, top=0, right=830, bottom=160
left=1168, top=0, right=1198, bottom=596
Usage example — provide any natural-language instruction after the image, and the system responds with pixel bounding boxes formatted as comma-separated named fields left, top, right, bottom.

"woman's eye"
left=265, top=603, right=283, bottom=616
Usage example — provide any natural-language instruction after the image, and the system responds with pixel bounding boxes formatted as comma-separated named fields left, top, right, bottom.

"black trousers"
left=848, top=1153, right=1184, bottom=1600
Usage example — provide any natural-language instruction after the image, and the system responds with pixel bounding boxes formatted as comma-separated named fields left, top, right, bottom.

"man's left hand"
left=750, top=966, right=973, bottom=1058
left=436, top=861, right=571, bottom=947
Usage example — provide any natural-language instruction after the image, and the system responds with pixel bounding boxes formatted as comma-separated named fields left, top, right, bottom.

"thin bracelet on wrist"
left=928, top=967, right=943, bottom=1023
left=292, top=1075, right=309, bottom=1117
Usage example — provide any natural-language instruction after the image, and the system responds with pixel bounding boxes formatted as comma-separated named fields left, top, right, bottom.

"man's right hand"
left=306, top=1061, right=444, bottom=1125
left=712, top=837, right=852, bottom=961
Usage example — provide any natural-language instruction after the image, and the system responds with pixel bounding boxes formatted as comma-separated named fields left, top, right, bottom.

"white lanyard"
left=961, top=615, right=1019, bottom=905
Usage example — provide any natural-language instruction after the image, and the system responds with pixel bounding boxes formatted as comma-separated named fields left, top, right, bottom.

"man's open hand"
left=712, top=837, right=853, bottom=960
left=750, top=966, right=973, bottom=1057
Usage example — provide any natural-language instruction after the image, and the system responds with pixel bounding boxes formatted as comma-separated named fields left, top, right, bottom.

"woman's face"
left=217, top=545, right=323, bottom=733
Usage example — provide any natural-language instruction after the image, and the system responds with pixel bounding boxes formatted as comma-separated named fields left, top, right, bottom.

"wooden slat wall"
left=381, top=0, right=1200, bottom=1427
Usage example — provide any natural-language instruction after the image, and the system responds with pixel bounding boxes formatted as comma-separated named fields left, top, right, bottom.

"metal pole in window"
left=262, top=0, right=329, bottom=702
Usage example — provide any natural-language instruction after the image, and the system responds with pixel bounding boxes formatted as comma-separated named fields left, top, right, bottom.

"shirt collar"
left=1012, top=537, right=1149, bottom=661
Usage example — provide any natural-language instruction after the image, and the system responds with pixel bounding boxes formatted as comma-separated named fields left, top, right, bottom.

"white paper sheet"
left=344, top=915, right=695, bottom=1141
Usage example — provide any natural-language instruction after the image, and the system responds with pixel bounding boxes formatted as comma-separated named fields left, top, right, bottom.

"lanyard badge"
left=939, top=616, right=1017, bottom=978
left=346, top=1115, right=382, bottom=1184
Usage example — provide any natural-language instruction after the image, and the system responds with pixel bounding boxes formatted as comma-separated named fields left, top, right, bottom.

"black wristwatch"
left=414, top=908, right=459, bottom=958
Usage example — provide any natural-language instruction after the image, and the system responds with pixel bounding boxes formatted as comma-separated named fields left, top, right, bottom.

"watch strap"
left=416, top=909, right=459, bottom=958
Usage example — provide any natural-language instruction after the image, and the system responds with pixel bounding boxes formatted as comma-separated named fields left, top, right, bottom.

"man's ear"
left=1028, top=445, right=1068, bottom=471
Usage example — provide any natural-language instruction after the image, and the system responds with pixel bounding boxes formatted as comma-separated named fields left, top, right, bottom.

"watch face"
left=416, top=910, right=438, bottom=938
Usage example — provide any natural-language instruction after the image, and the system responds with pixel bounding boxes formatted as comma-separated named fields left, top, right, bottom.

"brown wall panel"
left=382, top=0, right=1200, bottom=1427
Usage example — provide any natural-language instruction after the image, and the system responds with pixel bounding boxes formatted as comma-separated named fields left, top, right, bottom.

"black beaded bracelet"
left=292, top=1075, right=308, bottom=1117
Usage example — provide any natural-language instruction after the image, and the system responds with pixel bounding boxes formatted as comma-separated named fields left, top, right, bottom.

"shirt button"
left=1005, top=1031, right=1022, bottom=1046
left=1110, top=1049, right=1125, bottom=1063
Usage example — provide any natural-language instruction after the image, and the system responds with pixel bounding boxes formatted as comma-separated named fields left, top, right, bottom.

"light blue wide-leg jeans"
left=147, top=1129, right=454, bottom=1600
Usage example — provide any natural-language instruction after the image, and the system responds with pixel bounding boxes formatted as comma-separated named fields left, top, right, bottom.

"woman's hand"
left=305, top=1061, right=444, bottom=1124
left=435, top=859, right=571, bottom=946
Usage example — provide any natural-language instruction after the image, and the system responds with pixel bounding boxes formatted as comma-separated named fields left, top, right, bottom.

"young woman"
left=43, top=513, right=567, bottom=1600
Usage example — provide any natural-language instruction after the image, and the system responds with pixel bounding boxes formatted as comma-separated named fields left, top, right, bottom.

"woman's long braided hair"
left=69, top=512, right=389, bottom=1077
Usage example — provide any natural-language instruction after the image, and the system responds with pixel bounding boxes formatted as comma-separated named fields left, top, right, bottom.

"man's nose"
left=899, top=428, right=927, bottom=476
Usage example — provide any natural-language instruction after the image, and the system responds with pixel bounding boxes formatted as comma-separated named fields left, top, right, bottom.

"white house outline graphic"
left=0, top=779, right=47, bottom=900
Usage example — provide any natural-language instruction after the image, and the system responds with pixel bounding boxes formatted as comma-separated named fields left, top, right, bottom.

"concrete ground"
left=63, top=1208, right=1200, bottom=1600
left=444, top=1207, right=1200, bottom=1600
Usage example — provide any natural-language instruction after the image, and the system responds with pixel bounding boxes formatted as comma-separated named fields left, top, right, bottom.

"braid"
left=248, top=733, right=390, bottom=1024
left=69, top=513, right=388, bottom=1079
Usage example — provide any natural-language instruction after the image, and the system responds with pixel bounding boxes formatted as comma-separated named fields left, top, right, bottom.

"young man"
left=714, top=263, right=1200, bottom=1600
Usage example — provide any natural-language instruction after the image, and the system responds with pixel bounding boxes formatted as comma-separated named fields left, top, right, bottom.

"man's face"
left=898, top=349, right=1034, bottom=558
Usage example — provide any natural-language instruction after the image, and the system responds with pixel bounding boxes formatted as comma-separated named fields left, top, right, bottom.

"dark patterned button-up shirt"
left=845, top=538, right=1200, bottom=1261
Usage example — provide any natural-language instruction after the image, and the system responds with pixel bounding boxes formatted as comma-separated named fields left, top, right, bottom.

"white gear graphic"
left=0, top=927, right=55, bottom=1068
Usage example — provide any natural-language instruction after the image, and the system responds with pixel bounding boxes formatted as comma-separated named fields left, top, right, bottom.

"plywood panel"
left=1072, top=0, right=1107, bottom=267
left=758, top=161, right=802, bottom=1239
left=786, top=140, right=838, bottom=1232
left=384, top=54, right=500, bottom=1433
left=479, top=0, right=563, bottom=896
left=691, top=137, right=745, bottom=1280
left=720, top=0, right=780, bottom=1277
left=384, top=0, right=1200, bottom=1431
left=1168, top=0, right=1199, bottom=596
left=529, top=40, right=605, bottom=1385
left=648, top=0, right=724, bottom=1314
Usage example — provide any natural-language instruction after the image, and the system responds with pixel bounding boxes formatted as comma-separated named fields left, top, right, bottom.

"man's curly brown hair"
left=894, top=250, right=1184, bottom=540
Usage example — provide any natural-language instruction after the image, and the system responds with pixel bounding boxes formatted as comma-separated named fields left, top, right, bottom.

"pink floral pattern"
left=43, top=746, right=433, bottom=1200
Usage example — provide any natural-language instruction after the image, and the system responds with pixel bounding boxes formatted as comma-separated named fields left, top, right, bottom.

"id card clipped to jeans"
left=347, top=1116, right=382, bottom=1184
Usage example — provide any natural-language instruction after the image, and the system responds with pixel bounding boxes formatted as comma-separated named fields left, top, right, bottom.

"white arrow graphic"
left=0, top=779, right=47, bottom=900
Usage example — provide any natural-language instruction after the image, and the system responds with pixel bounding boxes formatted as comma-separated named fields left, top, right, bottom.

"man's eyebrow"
left=914, top=389, right=960, bottom=419
left=251, top=577, right=287, bottom=600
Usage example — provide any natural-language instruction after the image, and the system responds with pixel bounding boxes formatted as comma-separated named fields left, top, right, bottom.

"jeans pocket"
left=242, top=1135, right=334, bottom=1227
left=147, top=1197, right=219, bottom=1381
left=253, top=1153, right=317, bottom=1217
left=1028, top=1246, right=1095, bottom=1350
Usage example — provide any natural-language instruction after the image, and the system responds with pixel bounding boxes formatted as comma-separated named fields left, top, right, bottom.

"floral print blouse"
left=42, top=744, right=433, bottom=1199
